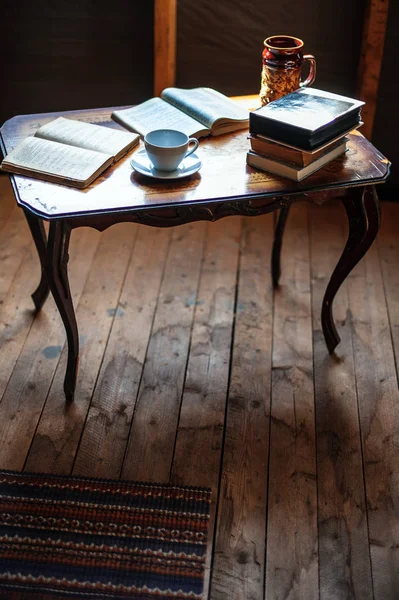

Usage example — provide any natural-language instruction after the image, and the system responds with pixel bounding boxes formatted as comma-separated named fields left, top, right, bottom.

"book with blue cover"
left=250, top=87, right=364, bottom=151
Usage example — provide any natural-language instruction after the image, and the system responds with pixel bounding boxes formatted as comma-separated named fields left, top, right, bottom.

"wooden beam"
left=154, top=0, right=177, bottom=96
left=357, top=0, right=389, bottom=140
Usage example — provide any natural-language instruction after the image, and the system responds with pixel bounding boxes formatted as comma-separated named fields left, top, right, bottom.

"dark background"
left=0, top=0, right=154, bottom=118
left=1, top=0, right=397, bottom=195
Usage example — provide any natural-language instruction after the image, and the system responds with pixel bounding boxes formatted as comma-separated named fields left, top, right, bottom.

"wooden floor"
left=1, top=173, right=399, bottom=600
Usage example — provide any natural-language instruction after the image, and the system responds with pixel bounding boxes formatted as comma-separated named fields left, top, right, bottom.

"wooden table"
left=0, top=106, right=390, bottom=401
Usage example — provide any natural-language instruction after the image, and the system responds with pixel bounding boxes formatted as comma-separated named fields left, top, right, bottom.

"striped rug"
left=0, top=470, right=211, bottom=599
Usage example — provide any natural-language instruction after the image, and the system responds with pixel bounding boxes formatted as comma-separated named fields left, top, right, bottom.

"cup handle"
left=184, top=138, right=199, bottom=159
left=300, top=54, right=316, bottom=88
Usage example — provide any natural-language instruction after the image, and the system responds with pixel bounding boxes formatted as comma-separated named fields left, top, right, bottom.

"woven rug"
left=0, top=470, right=211, bottom=600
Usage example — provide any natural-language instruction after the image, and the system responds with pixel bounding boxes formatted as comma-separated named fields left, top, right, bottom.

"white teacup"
left=144, top=129, right=199, bottom=172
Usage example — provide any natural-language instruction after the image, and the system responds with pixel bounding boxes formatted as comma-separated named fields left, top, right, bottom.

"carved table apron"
left=0, top=106, right=390, bottom=401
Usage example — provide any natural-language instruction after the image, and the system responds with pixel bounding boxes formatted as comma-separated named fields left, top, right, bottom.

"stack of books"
left=247, top=87, right=365, bottom=182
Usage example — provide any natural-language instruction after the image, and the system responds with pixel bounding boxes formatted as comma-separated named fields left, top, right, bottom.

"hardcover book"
left=249, top=87, right=364, bottom=151
left=112, top=87, right=249, bottom=139
left=0, top=117, right=139, bottom=188
left=249, top=134, right=348, bottom=168
left=246, top=139, right=347, bottom=182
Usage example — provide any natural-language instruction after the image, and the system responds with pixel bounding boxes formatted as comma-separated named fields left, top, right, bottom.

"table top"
left=0, top=101, right=390, bottom=220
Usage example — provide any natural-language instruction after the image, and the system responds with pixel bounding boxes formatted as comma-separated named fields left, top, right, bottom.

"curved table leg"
left=322, top=185, right=381, bottom=353
left=24, top=210, right=50, bottom=311
left=271, top=204, right=290, bottom=287
left=47, top=221, right=79, bottom=402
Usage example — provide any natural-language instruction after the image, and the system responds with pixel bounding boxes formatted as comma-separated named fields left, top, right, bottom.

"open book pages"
left=0, top=137, right=114, bottom=188
left=0, top=117, right=140, bottom=188
left=36, top=117, right=140, bottom=160
left=111, top=87, right=249, bottom=138
left=113, top=98, right=210, bottom=139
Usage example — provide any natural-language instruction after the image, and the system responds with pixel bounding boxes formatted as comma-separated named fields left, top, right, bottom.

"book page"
left=36, top=117, right=139, bottom=157
left=1, top=136, right=110, bottom=182
left=112, top=98, right=209, bottom=138
left=161, top=87, right=249, bottom=130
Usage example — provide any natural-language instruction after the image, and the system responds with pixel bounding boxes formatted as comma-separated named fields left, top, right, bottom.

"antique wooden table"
left=0, top=105, right=390, bottom=401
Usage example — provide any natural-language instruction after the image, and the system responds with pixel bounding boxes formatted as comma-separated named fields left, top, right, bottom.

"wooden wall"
left=0, top=0, right=153, bottom=125
left=372, top=0, right=399, bottom=197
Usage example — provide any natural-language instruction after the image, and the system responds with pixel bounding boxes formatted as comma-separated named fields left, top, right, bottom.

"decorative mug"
left=144, top=129, right=199, bottom=172
left=259, top=35, right=316, bottom=106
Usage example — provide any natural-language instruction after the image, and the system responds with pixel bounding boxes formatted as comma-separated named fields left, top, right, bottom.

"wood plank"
left=0, top=175, right=15, bottom=228
left=121, top=221, right=207, bottom=483
left=0, top=227, right=99, bottom=470
left=170, top=217, right=241, bottom=599
left=211, top=214, right=274, bottom=600
left=0, top=242, right=37, bottom=402
left=72, top=226, right=171, bottom=479
left=346, top=200, right=399, bottom=599
left=23, top=223, right=138, bottom=475
left=0, top=206, right=35, bottom=398
left=377, top=201, right=399, bottom=366
left=357, top=0, right=390, bottom=139
left=266, top=202, right=318, bottom=599
left=154, top=0, right=176, bottom=95
left=310, top=200, right=373, bottom=599
left=0, top=206, right=32, bottom=302
left=171, top=217, right=241, bottom=487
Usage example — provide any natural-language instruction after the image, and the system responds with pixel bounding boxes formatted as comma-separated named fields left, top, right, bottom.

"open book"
left=0, top=117, right=140, bottom=188
left=111, top=87, right=249, bottom=139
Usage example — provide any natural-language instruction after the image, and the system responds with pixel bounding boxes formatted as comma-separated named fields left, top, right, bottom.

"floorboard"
left=346, top=212, right=399, bottom=599
left=266, top=201, right=318, bottom=599
left=1, top=180, right=399, bottom=599
left=310, top=201, right=373, bottom=599
left=211, top=214, right=273, bottom=600
left=73, top=225, right=172, bottom=479
left=121, top=222, right=207, bottom=483
left=24, top=223, right=137, bottom=475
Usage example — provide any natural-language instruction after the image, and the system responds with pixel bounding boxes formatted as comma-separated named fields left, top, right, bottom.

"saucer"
left=131, top=148, right=202, bottom=180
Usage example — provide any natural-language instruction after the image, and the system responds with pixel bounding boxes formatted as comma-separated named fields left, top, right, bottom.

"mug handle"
left=300, top=54, right=316, bottom=88
left=185, top=138, right=199, bottom=158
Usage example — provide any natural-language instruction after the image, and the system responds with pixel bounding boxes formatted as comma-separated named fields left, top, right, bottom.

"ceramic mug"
left=259, top=35, right=316, bottom=105
left=144, top=129, right=199, bottom=172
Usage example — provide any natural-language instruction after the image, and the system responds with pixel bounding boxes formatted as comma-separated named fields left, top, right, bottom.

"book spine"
left=250, top=139, right=307, bottom=167
left=246, top=152, right=300, bottom=181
